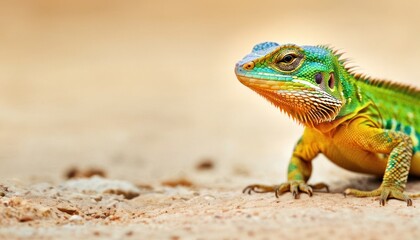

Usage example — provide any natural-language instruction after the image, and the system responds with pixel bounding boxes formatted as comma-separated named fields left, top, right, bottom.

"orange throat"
left=238, top=76, right=343, bottom=127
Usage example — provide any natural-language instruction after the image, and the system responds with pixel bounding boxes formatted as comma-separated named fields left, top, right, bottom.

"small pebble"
left=69, top=215, right=83, bottom=222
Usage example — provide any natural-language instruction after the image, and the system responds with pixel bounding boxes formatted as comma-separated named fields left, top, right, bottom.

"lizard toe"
left=242, top=184, right=276, bottom=195
left=243, top=180, right=328, bottom=199
left=345, top=186, right=413, bottom=206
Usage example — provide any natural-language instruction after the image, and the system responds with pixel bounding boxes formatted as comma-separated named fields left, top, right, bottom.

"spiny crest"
left=319, top=45, right=420, bottom=98
left=316, top=45, right=351, bottom=66
left=352, top=74, right=420, bottom=98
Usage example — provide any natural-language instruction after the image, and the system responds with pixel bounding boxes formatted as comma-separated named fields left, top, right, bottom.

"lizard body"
left=235, top=42, right=420, bottom=205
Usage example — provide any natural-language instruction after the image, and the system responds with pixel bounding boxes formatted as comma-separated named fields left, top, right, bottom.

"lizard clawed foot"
left=344, top=186, right=412, bottom=206
left=243, top=180, right=329, bottom=199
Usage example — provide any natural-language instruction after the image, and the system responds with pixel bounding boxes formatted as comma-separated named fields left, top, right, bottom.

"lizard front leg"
left=243, top=135, right=329, bottom=199
left=343, top=119, right=414, bottom=206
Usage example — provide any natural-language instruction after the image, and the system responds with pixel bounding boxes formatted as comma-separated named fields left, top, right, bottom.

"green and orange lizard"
left=235, top=42, right=420, bottom=206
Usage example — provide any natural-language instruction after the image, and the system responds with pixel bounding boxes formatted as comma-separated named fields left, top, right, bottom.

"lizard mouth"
left=236, top=75, right=343, bottom=126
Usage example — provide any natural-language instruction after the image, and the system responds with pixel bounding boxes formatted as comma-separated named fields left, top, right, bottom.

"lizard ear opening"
left=328, top=73, right=335, bottom=89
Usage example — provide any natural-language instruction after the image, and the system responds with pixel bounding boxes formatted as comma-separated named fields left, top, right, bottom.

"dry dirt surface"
left=1, top=1, right=420, bottom=239
left=2, top=174, right=420, bottom=240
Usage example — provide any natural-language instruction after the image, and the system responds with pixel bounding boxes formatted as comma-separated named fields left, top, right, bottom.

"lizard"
left=235, top=42, right=420, bottom=206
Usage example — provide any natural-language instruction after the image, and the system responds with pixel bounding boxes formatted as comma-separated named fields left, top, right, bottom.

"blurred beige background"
left=0, top=0, right=419, bottom=185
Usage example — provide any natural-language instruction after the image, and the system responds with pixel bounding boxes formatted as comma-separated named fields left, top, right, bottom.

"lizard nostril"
left=243, top=61, right=255, bottom=70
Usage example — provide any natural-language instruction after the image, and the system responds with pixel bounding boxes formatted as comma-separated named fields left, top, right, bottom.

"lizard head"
left=235, top=42, right=345, bottom=127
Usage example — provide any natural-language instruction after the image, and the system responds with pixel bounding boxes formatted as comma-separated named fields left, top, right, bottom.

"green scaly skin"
left=236, top=42, right=420, bottom=206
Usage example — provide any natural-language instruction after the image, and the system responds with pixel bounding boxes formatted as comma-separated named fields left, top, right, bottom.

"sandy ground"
left=2, top=175, right=420, bottom=240
left=1, top=1, right=420, bottom=239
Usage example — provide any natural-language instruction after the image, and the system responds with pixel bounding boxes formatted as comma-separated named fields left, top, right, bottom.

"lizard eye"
left=272, top=47, right=304, bottom=72
left=281, top=54, right=295, bottom=64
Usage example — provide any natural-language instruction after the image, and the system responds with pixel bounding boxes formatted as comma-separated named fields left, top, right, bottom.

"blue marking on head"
left=252, top=42, right=279, bottom=52
left=237, top=42, right=280, bottom=66
left=302, top=46, right=332, bottom=62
